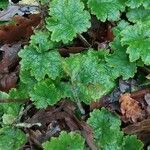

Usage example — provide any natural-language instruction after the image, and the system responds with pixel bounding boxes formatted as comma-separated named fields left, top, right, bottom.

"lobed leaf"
left=126, top=7, right=150, bottom=23
left=63, top=50, right=115, bottom=104
left=29, top=79, right=62, bottom=108
left=0, top=127, right=26, bottom=150
left=30, top=31, right=58, bottom=53
left=46, top=0, right=91, bottom=43
left=121, top=21, right=150, bottom=65
left=125, top=0, right=150, bottom=9
left=42, top=131, right=85, bottom=150
left=106, top=46, right=137, bottom=80
left=87, top=108, right=143, bottom=150
left=19, top=46, right=63, bottom=81
left=88, top=0, right=125, bottom=22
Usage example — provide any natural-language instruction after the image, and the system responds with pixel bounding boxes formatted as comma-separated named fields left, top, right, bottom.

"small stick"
left=15, top=122, right=42, bottom=128
left=0, top=99, right=28, bottom=103
left=78, top=34, right=91, bottom=47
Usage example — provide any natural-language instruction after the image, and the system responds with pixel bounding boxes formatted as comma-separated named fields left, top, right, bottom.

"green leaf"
left=0, top=0, right=8, bottom=9
left=19, top=46, right=63, bottom=81
left=29, top=79, right=61, bottom=108
left=0, top=127, right=26, bottom=150
left=30, top=31, right=58, bottom=53
left=46, top=0, right=91, bottom=43
left=121, top=21, right=150, bottom=65
left=106, top=48, right=137, bottom=80
left=126, top=7, right=150, bottom=23
left=2, top=114, right=16, bottom=125
left=87, top=108, right=123, bottom=150
left=123, top=135, right=144, bottom=150
left=63, top=50, right=115, bottom=104
left=42, top=131, right=85, bottom=150
left=87, top=108, right=144, bottom=150
left=126, top=0, right=150, bottom=9
left=8, top=82, right=30, bottom=99
left=87, top=0, right=125, bottom=22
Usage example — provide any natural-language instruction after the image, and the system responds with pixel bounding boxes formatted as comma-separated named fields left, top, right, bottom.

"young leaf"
left=46, top=0, right=91, bottom=43
left=0, top=127, right=26, bottom=150
left=29, top=79, right=62, bottom=108
left=30, top=31, right=58, bottom=53
left=87, top=0, right=125, bottom=22
left=19, top=46, right=63, bottom=81
left=0, top=91, right=22, bottom=124
left=42, top=131, right=85, bottom=150
left=87, top=108, right=144, bottom=150
left=121, top=21, right=150, bottom=65
left=123, top=135, right=144, bottom=150
left=125, top=0, right=150, bottom=9
left=126, top=7, right=150, bottom=23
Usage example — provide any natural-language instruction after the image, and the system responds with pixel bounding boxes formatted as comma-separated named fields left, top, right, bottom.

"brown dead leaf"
left=0, top=71, right=18, bottom=91
left=119, top=93, right=144, bottom=123
left=0, top=14, right=41, bottom=44
left=0, top=43, right=21, bottom=73
left=123, top=118, right=150, bottom=145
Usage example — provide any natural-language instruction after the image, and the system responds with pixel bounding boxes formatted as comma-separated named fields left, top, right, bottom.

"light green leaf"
left=121, top=21, right=150, bottom=65
left=126, top=0, right=150, bottom=9
left=29, top=80, right=61, bottom=108
left=87, top=108, right=123, bottom=150
left=127, top=7, right=150, bottom=23
left=19, top=46, right=63, bottom=81
left=0, top=127, right=26, bottom=150
left=63, top=50, right=115, bottom=104
left=88, top=0, right=125, bottom=22
left=2, top=114, right=16, bottom=125
left=30, top=31, right=58, bottom=53
left=43, top=131, right=85, bottom=150
left=87, top=108, right=144, bottom=150
left=46, top=0, right=91, bottom=43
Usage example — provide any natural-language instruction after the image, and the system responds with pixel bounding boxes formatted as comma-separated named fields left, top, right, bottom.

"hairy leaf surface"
left=0, top=127, right=26, bottom=150
left=126, top=0, right=150, bottom=8
left=87, top=108, right=143, bottom=150
left=126, top=7, right=150, bottom=23
left=46, top=0, right=91, bottom=43
left=121, top=21, right=150, bottom=65
left=43, top=131, right=85, bottom=150
left=88, top=0, right=125, bottom=22
left=19, top=46, right=62, bottom=81
left=63, top=50, right=115, bottom=104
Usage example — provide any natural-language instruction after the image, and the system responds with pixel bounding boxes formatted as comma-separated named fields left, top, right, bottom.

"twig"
left=15, top=122, right=42, bottom=128
left=131, top=88, right=150, bottom=99
left=0, top=98, right=28, bottom=103
left=78, top=34, right=91, bottom=47
left=77, top=102, right=85, bottom=115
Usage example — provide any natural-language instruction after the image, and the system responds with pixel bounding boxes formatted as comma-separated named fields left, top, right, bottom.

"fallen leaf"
left=0, top=43, right=21, bottom=73
left=0, top=5, right=20, bottom=21
left=119, top=93, right=144, bottom=123
left=0, top=14, right=41, bottom=44
left=0, top=71, right=18, bottom=91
